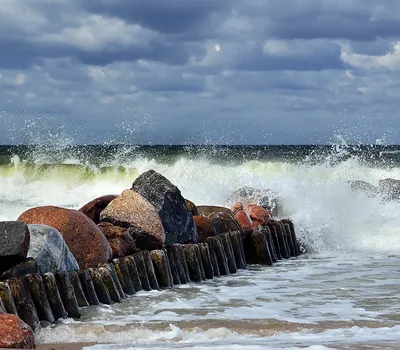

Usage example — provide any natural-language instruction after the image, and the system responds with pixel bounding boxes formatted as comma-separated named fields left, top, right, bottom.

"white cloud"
left=342, top=40, right=400, bottom=71
left=38, top=14, right=154, bottom=51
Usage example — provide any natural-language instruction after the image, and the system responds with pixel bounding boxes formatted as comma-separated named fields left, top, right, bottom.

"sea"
left=1, top=143, right=400, bottom=350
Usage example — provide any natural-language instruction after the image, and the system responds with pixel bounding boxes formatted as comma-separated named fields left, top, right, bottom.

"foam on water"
left=1, top=145, right=400, bottom=254
left=36, top=256, right=400, bottom=348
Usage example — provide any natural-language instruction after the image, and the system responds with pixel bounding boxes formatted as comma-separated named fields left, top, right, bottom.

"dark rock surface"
left=1, top=258, right=39, bottom=280
left=131, top=170, right=197, bottom=245
left=0, top=221, right=30, bottom=275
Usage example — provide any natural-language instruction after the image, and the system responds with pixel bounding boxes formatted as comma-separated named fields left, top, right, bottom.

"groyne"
left=0, top=169, right=302, bottom=349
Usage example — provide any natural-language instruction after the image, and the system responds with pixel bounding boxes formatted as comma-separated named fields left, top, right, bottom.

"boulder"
left=79, top=195, right=118, bottom=224
left=246, top=205, right=271, bottom=226
left=0, top=314, right=35, bottom=349
left=0, top=221, right=30, bottom=275
left=208, top=211, right=242, bottom=234
left=100, top=189, right=165, bottom=250
left=234, top=210, right=252, bottom=230
left=193, top=215, right=216, bottom=241
left=1, top=258, right=39, bottom=280
left=131, top=170, right=197, bottom=245
left=225, top=186, right=281, bottom=216
left=27, top=224, right=79, bottom=274
left=197, top=205, right=231, bottom=216
left=98, top=222, right=136, bottom=258
left=185, top=199, right=199, bottom=216
left=18, top=207, right=112, bottom=269
left=378, top=178, right=400, bottom=200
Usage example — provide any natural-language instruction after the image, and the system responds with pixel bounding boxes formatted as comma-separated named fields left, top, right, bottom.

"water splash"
left=1, top=143, right=400, bottom=254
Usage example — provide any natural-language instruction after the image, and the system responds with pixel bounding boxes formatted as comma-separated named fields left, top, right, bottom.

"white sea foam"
left=1, top=149, right=400, bottom=253
left=36, top=255, right=400, bottom=347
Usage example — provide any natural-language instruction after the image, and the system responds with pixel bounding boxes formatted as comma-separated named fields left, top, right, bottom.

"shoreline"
left=35, top=343, right=96, bottom=350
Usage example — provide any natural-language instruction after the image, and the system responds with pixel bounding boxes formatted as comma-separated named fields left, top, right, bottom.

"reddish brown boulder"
left=98, top=222, right=136, bottom=258
left=246, top=205, right=271, bottom=226
left=197, top=205, right=231, bottom=216
left=79, top=195, right=118, bottom=224
left=100, top=189, right=165, bottom=250
left=208, top=210, right=242, bottom=234
left=0, top=314, right=35, bottom=349
left=235, top=210, right=252, bottom=230
left=185, top=199, right=199, bottom=216
left=193, top=215, right=216, bottom=241
left=18, top=206, right=112, bottom=269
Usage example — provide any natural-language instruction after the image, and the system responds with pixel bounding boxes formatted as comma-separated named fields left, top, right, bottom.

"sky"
left=0, top=0, right=400, bottom=145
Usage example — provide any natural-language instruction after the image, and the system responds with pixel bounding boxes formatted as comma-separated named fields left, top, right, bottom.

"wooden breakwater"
left=0, top=220, right=301, bottom=333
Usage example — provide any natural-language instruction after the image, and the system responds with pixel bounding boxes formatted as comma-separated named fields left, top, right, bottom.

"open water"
left=1, top=144, right=400, bottom=349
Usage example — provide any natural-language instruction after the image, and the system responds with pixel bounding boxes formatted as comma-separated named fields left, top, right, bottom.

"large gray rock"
left=27, top=224, right=79, bottom=274
left=0, top=221, right=30, bottom=275
left=131, top=170, right=198, bottom=245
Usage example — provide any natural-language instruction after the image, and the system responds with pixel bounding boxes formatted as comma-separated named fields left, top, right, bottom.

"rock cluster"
left=0, top=169, right=302, bottom=348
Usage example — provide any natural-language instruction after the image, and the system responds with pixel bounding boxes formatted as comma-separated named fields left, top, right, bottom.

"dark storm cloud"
left=80, top=0, right=229, bottom=35
left=1, top=0, right=400, bottom=144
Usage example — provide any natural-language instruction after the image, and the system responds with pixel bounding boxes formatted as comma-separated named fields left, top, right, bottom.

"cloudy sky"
left=0, top=0, right=399, bottom=145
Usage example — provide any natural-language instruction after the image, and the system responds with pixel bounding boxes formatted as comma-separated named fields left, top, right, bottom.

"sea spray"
left=1, top=144, right=400, bottom=254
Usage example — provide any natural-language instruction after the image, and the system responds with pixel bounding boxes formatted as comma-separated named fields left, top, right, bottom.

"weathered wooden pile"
left=0, top=170, right=302, bottom=349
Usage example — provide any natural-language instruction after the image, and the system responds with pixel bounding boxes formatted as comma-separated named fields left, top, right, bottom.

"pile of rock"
left=0, top=170, right=302, bottom=349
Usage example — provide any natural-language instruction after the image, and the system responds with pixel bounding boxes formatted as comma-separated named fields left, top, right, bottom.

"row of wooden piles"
left=0, top=219, right=301, bottom=332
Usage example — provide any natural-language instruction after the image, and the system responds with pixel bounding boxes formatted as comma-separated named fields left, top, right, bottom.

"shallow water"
left=36, top=254, right=400, bottom=349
